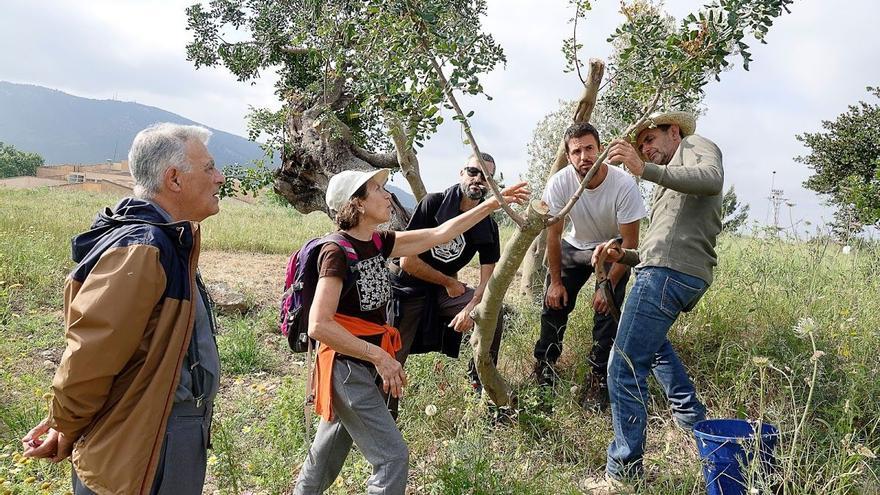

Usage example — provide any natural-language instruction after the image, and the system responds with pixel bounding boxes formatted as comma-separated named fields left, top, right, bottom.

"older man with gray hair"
left=21, top=123, right=225, bottom=495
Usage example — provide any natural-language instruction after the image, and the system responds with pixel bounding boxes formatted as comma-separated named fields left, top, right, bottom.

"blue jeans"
left=606, top=267, right=708, bottom=480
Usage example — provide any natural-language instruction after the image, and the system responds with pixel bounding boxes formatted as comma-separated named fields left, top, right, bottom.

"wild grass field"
left=1, top=187, right=878, bottom=494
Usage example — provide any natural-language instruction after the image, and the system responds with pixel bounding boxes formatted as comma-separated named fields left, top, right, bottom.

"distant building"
left=1, top=161, right=134, bottom=194
left=1, top=160, right=254, bottom=205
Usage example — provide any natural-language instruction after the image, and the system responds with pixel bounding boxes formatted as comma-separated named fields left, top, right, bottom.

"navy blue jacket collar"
left=71, top=197, right=193, bottom=263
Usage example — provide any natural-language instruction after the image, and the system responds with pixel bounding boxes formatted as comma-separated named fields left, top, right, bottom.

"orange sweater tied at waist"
left=314, top=313, right=401, bottom=421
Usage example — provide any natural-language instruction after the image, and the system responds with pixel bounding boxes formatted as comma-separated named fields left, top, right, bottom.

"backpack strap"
left=317, top=232, right=385, bottom=288
left=325, top=233, right=359, bottom=263
left=323, top=232, right=384, bottom=264
left=371, top=231, right=383, bottom=252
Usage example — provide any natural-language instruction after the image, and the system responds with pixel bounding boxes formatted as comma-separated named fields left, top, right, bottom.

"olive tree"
left=443, top=0, right=795, bottom=406
left=797, top=87, right=880, bottom=234
left=186, top=0, right=504, bottom=218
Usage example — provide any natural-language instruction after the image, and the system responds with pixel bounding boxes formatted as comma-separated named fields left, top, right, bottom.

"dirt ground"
left=199, top=251, right=289, bottom=305
left=198, top=250, right=490, bottom=306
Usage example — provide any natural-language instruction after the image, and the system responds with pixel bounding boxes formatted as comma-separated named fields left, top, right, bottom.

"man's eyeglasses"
left=464, top=166, right=490, bottom=181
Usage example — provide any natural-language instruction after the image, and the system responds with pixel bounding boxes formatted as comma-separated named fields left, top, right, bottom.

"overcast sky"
left=2, top=0, right=878, bottom=233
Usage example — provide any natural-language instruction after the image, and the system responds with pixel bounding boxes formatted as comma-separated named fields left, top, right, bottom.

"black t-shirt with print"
left=404, top=188, right=501, bottom=279
left=317, top=230, right=396, bottom=326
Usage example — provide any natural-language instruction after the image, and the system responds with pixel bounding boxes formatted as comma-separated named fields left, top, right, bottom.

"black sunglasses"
left=464, top=166, right=490, bottom=180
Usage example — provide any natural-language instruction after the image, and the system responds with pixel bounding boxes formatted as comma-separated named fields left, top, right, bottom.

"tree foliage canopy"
left=721, top=185, right=750, bottom=232
left=186, top=0, right=505, bottom=155
left=797, top=87, right=880, bottom=231
left=0, top=142, right=44, bottom=179
left=526, top=0, right=793, bottom=207
left=597, top=0, right=792, bottom=139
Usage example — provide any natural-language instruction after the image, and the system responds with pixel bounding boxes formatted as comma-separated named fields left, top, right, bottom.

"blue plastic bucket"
left=693, top=419, right=779, bottom=495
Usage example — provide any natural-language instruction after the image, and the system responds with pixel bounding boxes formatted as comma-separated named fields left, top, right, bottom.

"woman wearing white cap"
left=294, top=168, right=528, bottom=494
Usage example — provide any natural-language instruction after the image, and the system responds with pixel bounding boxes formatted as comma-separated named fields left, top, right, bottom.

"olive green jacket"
left=620, top=134, right=723, bottom=284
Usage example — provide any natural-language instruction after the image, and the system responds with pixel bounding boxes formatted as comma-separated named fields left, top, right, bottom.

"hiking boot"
left=534, top=360, right=557, bottom=388
left=578, top=373, right=610, bottom=412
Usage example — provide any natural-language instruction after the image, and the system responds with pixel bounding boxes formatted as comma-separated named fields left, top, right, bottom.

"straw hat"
left=631, top=111, right=696, bottom=142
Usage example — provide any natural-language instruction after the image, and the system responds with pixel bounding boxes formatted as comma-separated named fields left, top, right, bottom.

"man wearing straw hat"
left=593, top=111, right=723, bottom=483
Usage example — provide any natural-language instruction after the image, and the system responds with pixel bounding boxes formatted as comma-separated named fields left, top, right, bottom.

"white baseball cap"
left=325, top=169, right=391, bottom=212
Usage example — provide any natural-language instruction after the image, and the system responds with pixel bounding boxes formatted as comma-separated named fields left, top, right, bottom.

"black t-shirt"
left=317, top=231, right=396, bottom=325
left=404, top=187, right=501, bottom=278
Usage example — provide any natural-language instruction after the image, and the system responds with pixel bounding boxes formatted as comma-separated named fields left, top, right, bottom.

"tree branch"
left=547, top=59, right=605, bottom=179
left=386, top=115, right=427, bottom=201
left=572, top=3, right=586, bottom=85
left=281, top=45, right=311, bottom=55
left=407, top=7, right=526, bottom=227
left=350, top=145, right=400, bottom=169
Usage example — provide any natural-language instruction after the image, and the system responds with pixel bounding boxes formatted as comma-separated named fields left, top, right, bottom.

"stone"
left=205, top=281, right=251, bottom=315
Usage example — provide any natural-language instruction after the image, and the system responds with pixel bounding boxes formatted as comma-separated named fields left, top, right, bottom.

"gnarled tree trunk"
left=273, top=83, right=414, bottom=229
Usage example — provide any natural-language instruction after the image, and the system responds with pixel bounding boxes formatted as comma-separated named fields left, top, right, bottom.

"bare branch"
left=547, top=59, right=605, bottom=179
left=281, top=45, right=311, bottom=55
left=350, top=145, right=400, bottom=169
left=407, top=7, right=526, bottom=227
left=386, top=116, right=427, bottom=201
left=572, top=3, right=586, bottom=85
left=574, top=59, right=606, bottom=122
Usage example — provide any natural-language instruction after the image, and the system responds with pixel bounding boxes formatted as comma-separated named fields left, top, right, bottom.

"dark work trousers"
left=532, top=239, right=630, bottom=383
left=390, top=287, right=503, bottom=417
left=72, top=400, right=212, bottom=495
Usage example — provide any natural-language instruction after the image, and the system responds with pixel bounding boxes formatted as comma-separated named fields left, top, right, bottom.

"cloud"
left=2, top=0, right=878, bottom=230
left=0, top=0, right=278, bottom=135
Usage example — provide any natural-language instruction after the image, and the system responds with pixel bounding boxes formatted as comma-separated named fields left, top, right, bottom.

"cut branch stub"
left=548, top=59, right=605, bottom=178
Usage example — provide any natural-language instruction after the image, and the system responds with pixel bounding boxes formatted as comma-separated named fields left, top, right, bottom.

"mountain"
left=0, top=81, right=420, bottom=207
left=0, top=81, right=265, bottom=167
left=386, top=184, right=416, bottom=210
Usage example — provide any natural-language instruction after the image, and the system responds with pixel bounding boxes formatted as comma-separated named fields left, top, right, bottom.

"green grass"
left=1, top=187, right=879, bottom=494
left=216, top=309, right=275, bottom=375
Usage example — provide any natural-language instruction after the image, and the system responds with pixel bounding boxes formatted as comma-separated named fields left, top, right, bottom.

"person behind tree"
left=293, top=169, right=528, bottom=494
left=389, top=153, right=505, bottom=409
left=532, top=122, right=646, bottom=411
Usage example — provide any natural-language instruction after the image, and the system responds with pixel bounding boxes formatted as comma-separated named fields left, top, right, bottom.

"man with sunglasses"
left=389, top=153, right=505, bottom=412
left=533, top=122, right=646, bottom=412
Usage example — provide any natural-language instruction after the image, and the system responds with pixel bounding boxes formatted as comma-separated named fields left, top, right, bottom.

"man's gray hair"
left=129, top=123, right=212, bottom=198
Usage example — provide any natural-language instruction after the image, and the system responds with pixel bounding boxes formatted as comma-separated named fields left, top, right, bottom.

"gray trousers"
left=295, top=359, right=409, bottom=495
left=72, top=400, right=211, bottom=495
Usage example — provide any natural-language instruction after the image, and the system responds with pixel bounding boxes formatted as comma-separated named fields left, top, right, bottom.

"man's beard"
left=461, top=183, right=486, bottom=200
